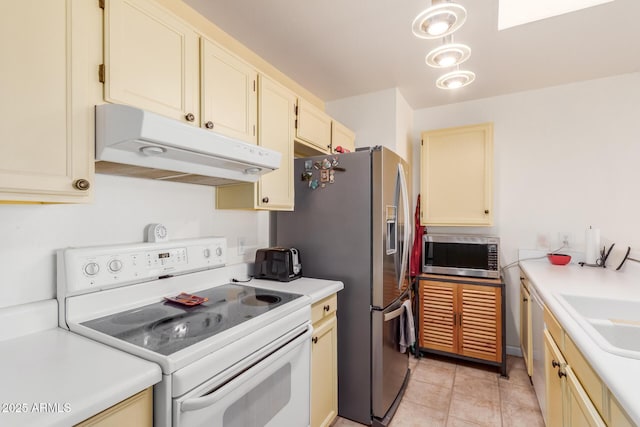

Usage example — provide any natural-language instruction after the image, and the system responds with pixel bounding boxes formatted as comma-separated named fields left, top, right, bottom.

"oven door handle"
left=180, top=326, right=312, bottom=413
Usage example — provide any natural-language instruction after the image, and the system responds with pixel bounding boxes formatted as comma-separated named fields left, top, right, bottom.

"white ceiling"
left=184, top=0, right=640, bottom=110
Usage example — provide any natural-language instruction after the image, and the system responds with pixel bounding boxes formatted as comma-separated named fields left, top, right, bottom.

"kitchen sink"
left=556, top=294, right=640, bottom=359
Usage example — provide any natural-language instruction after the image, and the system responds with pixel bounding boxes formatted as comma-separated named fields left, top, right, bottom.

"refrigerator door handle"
left=396, top=163, right=411, bottom=290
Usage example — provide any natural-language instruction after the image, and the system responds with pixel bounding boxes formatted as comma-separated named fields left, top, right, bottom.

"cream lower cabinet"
left=420, top=122, right=493, bottom=226
left=104, top=0, right=199, bottom=124
left=544, top=330, right=605, bottom=427
left=520, top=274, right=533, bottom=377
left=311, top=294, right=338, bottom=427
left=0, top=0, right=99, bottom=203
left=543, top=306, right=634, bottom=427
left=216, top=75, right=295, bottom=210
left=75, top=387, right=152, bottom=427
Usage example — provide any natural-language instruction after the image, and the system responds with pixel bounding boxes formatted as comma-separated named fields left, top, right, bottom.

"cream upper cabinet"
left=216, top=75, right=295, bottom=210
left=295, top=98, right=332, bottom=154
left=331, top=120, right=355, bottom=153
left=104, top=0, right=199, bottom=124
left=420, top=122, right=493, bottom=226
left=200, top=39, right=257, bottom=144
left=0, top=0, right=99, bottom=203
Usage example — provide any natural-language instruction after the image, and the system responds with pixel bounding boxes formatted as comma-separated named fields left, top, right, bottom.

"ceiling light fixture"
left=425, top=42, right=471, bottom=68
left=436, top=70, right=476, bottom=89
left=412, top=2, right=467, bottom=39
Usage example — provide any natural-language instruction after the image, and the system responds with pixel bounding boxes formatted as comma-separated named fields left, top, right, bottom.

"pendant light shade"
left=436, top=70, right=476, bottom=89
left=412, top=2, right=467, bottom=39
left=425, top=43, right=471, bottom=68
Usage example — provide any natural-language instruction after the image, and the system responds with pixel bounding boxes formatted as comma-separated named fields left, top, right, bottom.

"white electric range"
left=57, top=237, right=312, bottom=427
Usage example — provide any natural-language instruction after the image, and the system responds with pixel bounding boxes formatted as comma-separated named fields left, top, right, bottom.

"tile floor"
left=333, top=354, right=544, bottom=427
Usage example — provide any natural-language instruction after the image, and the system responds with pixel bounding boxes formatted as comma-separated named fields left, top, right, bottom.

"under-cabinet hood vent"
left=95, top=104, right=281, bottom=186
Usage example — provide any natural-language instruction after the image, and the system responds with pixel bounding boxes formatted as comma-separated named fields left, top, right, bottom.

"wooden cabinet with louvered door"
left=418, top=280, right=456, bottom=354
left=459, top=284, right=502, bottom=363
left=418, top=275, right=505, bottom=375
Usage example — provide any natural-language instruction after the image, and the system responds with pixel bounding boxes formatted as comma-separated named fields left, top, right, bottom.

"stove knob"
left=203, top=248, right=211, bottom=258
left=108, top=259, right=123, bottom=273
left=83, top=262, right=100, bottom=276
left=215, top=246, right=223, bottom=257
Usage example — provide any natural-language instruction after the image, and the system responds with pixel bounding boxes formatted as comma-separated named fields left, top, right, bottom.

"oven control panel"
left=58, top=237, right=227, bottom=295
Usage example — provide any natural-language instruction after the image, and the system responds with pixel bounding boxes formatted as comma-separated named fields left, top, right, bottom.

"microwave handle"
left=180, top=327, right=312, bottom=413
left=397, top=163, right=411, bottom=290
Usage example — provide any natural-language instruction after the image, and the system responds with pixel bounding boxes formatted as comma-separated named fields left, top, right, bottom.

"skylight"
left=498, top=0, right=615, bottom=30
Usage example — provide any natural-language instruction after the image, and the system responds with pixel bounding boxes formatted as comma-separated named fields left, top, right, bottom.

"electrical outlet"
left=558, top=232, right=572, bottom=249
left=237, top=237, right=246, bottom=256
left=536, top=233, right=550, bottom=249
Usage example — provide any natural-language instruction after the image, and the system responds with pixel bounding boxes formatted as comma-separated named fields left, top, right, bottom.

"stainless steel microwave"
left=422, top=234, right=500, bottom=279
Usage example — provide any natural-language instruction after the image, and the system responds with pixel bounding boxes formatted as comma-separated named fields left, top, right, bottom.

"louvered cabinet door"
left=419, top=280, right=457, bottom=353
left=459, top=284, right=502, bottom=362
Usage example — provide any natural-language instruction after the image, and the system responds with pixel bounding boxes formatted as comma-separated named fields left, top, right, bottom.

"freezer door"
left=374, top=148, right=412, bottom=309
left=371, top=297, right=410, bottom=421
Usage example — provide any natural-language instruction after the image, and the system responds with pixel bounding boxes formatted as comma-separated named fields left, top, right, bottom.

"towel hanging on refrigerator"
left=399, top=299, right=416, bottom=353
left=410, top=194, right=425, bottom=277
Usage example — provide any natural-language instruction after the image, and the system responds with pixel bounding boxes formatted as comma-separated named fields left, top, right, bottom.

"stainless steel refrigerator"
left=275, top=146, right=412, bottom=426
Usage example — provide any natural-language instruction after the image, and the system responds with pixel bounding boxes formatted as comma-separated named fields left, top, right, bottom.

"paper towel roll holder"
left=579, top=244, right=614, bottom=268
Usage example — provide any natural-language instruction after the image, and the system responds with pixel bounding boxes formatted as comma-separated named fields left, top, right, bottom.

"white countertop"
left=519, top=259, right=640, bottom=425
left=0, top=300, right=161, bottom=427
left=251, top=276, right=344, bottom=304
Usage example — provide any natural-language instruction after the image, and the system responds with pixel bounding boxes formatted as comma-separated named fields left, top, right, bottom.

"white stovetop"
left=519, top=258, right=640, bottom=425
left=0, top=300, right=161, bottom=427
left=0, top=267, right=343, bottom=427
left=250, top=276, right=344, bottom=304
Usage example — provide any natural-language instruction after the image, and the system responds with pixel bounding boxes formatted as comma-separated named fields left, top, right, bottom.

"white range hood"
left=95, top=104, right=281, bottom=186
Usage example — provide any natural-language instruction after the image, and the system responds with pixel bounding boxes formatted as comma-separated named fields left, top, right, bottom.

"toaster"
left=254, top=247, right=302, bottom=282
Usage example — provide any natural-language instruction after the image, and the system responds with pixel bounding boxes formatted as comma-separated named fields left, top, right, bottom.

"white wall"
left=326, top=88, right=413, bottom=162
left=395, top=90, right=414, bottom=167
left=0, top=174, right=269, bottom=308
left=413, top=72, right=640, bottom=350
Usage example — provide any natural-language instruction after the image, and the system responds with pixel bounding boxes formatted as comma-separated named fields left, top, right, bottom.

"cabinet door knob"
left=522, top=297, right=528, bottom=302
left=262, top=197, right=269, bottom=203
left=558, top=369, right=566, bottom=378
left=312, top=336, right=318, bottom=344
left=185, top=113, right=195, bottom=122
left=324, top=304, right=330, bottom=312
left=552, top=359, right=560, bottom=368
left=205, top=121, right=214, bottom=129
left=484, top=209, right=490, bottom=214
left=73, top=179, right=91, bottom=191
